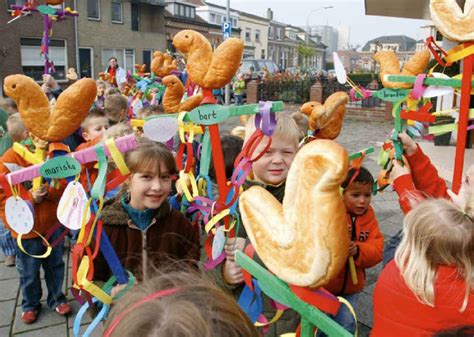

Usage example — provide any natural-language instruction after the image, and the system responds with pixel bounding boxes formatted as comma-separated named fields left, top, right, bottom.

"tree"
left=298, top=44, right=315, bottom=67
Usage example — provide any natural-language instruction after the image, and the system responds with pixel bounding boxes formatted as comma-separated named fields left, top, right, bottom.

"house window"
left=276, top=28, right=282, bottom=40
left=245, top=28, right=251, bottom=42
left=111, top=0, right=123, bottom=23
left=269, top=26, right=274, bottom=39
left=176, top=4, right=194, bottom=18
left=125, top=49, right=135, bottom=73
left=143, top=50, right=152, bottom=72
left=210, top=13, right=216, bottom=22
left=20, top=38, right=67, bottom=81
left=216, top=14, right=222, bottom=24
left=233, top=18, right=238, bottom=27
left=88, top=0, right=100, bottom=20
left=131, top=3, right=139, bottom=31
left=255, top=29, right=261, bottom=42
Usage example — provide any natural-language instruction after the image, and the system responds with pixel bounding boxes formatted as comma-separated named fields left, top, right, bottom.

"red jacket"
left=372, top=261, right=474, bottom=336
left=325, top=206, right=384, bottom=295
left=393, top=145, right=448, bottom=214
left=0, top=147, right=64, bottom=239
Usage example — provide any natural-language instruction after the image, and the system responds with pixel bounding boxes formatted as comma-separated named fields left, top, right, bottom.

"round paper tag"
left=423, top=72, right=454, bottom=98
left=143, top=117, right=178, bottom=142
left=57, top=182, right=91, bottom=230
left=333, top=52, right=347, bottom=85
left=5, top=196, right=34, bottom=234
left=212, top=226, right=226, bottom=260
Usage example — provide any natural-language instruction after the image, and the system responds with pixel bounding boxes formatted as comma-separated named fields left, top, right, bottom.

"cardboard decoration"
left=142, top=117, right=179, bottom=142
left=57, top=181, right=91, bottom=230
left=239, top=140, right=349, bottom=288
left=212, top=226, right=226, bottom=260
left=332, top=52, right=347, bottom=85
left=5, top=196, right=34, bottom=234
left=3, top=75, right=97, bottom=142
left=172, top=30, right=244, bottom=89
left=40, top=156, right=81, bottom=179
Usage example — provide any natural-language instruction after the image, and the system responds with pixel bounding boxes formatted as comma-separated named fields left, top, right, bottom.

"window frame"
left=255, top=29, right=261, bottom=43
left=111, top=0, right=123, bottom=24
left=87, top=0, right=101, bottom=21
left=245, top=28, right=251, bottom=42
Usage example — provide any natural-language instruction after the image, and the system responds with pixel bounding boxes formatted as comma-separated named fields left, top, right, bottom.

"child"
left=384, top=131, right=449, bottom=264
left=0, top=113, right=28, bottom=267
left=372, top=197, right=474, bottom=336
left=80, top=108, right=110, bottom=143
left=102, top=270, right=259, bottom=337
left=104, top=94, right=128, bottom=125
left=324, top=166, right=384, bottom=334
left=95, top=80, right=107, bottom=109
left=0, top=135, right=71, bottom=323
left=222, top=114, right=301, bottom=336
left=232, top=74, right=245, bottom=106
left=94, top=138, right=200, bottom=285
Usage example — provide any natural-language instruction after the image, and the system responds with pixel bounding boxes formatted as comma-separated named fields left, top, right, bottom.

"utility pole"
left=224, top=0, right=231, bottom=105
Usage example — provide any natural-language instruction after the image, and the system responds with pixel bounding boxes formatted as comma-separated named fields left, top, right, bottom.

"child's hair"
left=341, top=166, right=374, bottom=190
left=125, top=137, right=177, bottom=177
left=0, top=97, right=18, bottom=115
left=105, top=94, right=128, bottom=122
left=230, top=126, right=246, bottom=139
left=103, top=270, right=259, bottom=337
left=7, top=113, right=27, bottom=142
left=395, top=198, right=474, bottom=312
left=244, top=113, right=300, bottom=147
left=104, top=123, right=134, bottom=140
left=209, top=135, right=244, bottom=180
left=81, top=108, right=107, bottom=130
left=291, top=111, right=309, bottom=141
left=136, top=105, right=164, bottom=120
left=105, top=87, right=121, bottom=97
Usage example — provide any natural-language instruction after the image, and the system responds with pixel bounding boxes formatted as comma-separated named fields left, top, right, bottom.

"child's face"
left=128, top=163, right=172, bottom=210
left=343, top=182, right=372, bottom=216
left=83, top=117, right=110, bottom=141
left=252, top=134, right=297, bottom=185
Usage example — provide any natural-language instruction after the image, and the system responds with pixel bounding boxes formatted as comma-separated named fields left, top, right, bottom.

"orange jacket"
left=325, top=206, right=384, bottom=295
left=0, top=147, right=64, bottom=239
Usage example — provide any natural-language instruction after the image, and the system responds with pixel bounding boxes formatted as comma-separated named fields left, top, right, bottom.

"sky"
left=207, top=0, right=431, bottom=48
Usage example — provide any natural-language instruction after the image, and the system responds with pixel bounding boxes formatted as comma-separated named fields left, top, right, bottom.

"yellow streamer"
left=337, top=296, right=358, bottom=337
left=74, top=256, right=112, bottom=304
left=106, top=138, right=130, bottom=175
left=17, top=231, right=52, bottom=259
left=255, top=309, right=285, bottom=327
left=178, top=171, right=199, bottom=202
left=204, top=208, right=231, bottom=234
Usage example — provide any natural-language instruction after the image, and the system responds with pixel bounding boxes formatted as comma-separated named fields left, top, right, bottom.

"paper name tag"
left=143, top=117, right=178, bottom=142
left=5, top=196, right=34, bottom=234
left=188, top=104, right=230, bottom=125
left=40, top=156, right=81, bottom=179
left=57, top=181, right=91, bottom=230
left=212, top=226, right=226, bottom=260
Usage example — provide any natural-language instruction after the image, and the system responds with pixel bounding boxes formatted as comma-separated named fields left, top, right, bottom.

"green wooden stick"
left=385, top=75, right=473, bottom=88
left=348, top=147, right=375, bottom=161
left=235, top=251, right=353, bottom=337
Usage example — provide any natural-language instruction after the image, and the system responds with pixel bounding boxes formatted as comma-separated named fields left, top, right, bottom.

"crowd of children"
left=0, top=65, right=472, bottom=337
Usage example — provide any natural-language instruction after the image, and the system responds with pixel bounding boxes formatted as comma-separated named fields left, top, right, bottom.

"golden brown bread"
left=430, top=0, right=474, bottom=42
left=173, top=30, right=244, bottom=89
left=162, top=75, right=202, bottom=113
left=300, top=92, right=349, bottom=140
left=150, top=52, right=178, bottom=78
left=239, top=139, right=349, bottom=287
left=373, top=50, right=431, bottom=89
left=3, top=75, right=96, bottom=142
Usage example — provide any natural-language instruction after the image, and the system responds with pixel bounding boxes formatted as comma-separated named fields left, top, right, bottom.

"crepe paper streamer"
left=349, top=86, right=372, bottom=101
left=385, top=75, right=474, bottom=89
left=17, top=231, right=52, bottom=259
left=73, top=297, right=110, bottom=337
left=6, top=134, right=138, bottom=186
left=411, top=74, right=427, bottom=100
left=131, top=118, right=203, bottom=134
left=74, top=256, right=113, bottom=304
left=105, top=139, right=130, bottom=176
left=428, top=123, right=457, bottom=135
left=90, top=146, right=108, bottom=199
left=235, top=251, right=351, bottom=337
left=13, top=143, right=47, bottom=191
left=203, top=251, right=226, bottom=271
left=238, top=281, right=264, bottom=323
left=372, top=88, right=410, bottom=103
left=255, top=101, right=276, bottom=136
left=336, top=296, right=359, bottom=337
left=178, top=171, right=199, bottom=202
left=445, top=43, right=474, bottom=64
left=40, top=155, right=81, bottom=179
left=348, top=147, right=374, bottom=161
left=198, top=128, right=211, bottom=177
left=348, top=257, right=358, bottom=285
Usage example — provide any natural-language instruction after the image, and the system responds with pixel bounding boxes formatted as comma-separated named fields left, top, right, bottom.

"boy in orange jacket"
left=324, top=166, right=384, bottom=334
left=0, top=141, right=71, bottom=324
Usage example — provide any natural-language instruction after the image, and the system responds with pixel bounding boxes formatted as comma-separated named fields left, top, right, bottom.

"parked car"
left=238, top=59, right=280, bottom=79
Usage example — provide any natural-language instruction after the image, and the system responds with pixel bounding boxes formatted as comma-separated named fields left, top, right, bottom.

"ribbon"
left=255, top=101, right=276, bottom=136
left=105, top=138, right=130, bottom=176
left=17, top=231, right=52, bottom=259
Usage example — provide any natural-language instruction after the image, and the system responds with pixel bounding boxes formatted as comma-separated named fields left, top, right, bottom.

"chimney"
left=267, top=8, right=273, bottom=20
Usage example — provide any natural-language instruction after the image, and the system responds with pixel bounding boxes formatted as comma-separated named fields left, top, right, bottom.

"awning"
left=365, top=0, right=466, bottom=20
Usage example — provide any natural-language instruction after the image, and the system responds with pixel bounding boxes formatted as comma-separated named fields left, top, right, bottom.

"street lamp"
left=306, top=6, right=334, bottom=47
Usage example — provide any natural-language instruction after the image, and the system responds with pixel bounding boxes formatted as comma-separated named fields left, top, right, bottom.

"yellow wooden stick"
left=349, top=257, right=358, bottom=285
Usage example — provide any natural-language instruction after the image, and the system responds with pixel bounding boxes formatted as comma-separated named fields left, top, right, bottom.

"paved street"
left=0, top=115, right=416, bottom=336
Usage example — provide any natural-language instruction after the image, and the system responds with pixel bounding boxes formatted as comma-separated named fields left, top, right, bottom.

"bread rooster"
left=430, top=0, right=474, bottom=42
left=3, top=75, right=96, bottom=142
left=151, top=52, right=178, bottom=78
left=172, top=30, right=244, bottom=89
left=162, top=75, right=203, bottom=113
left=373, top=50, right=431, bottom=89
left=300, top=92, right=349, bottom=140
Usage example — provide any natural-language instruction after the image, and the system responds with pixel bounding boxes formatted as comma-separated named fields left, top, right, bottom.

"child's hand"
left=110, top=283, right=127, bottom=298
left=349, top=241, right=358, bottom=257
left=223, top=260, right=244, bottom=285
left=398, top=132, right=417, bottom=156
left=391, top=158, right=411, bottom=181
left=30, top=185, right=48, bottom=204
left=224, top=237, right=246, bottom=261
